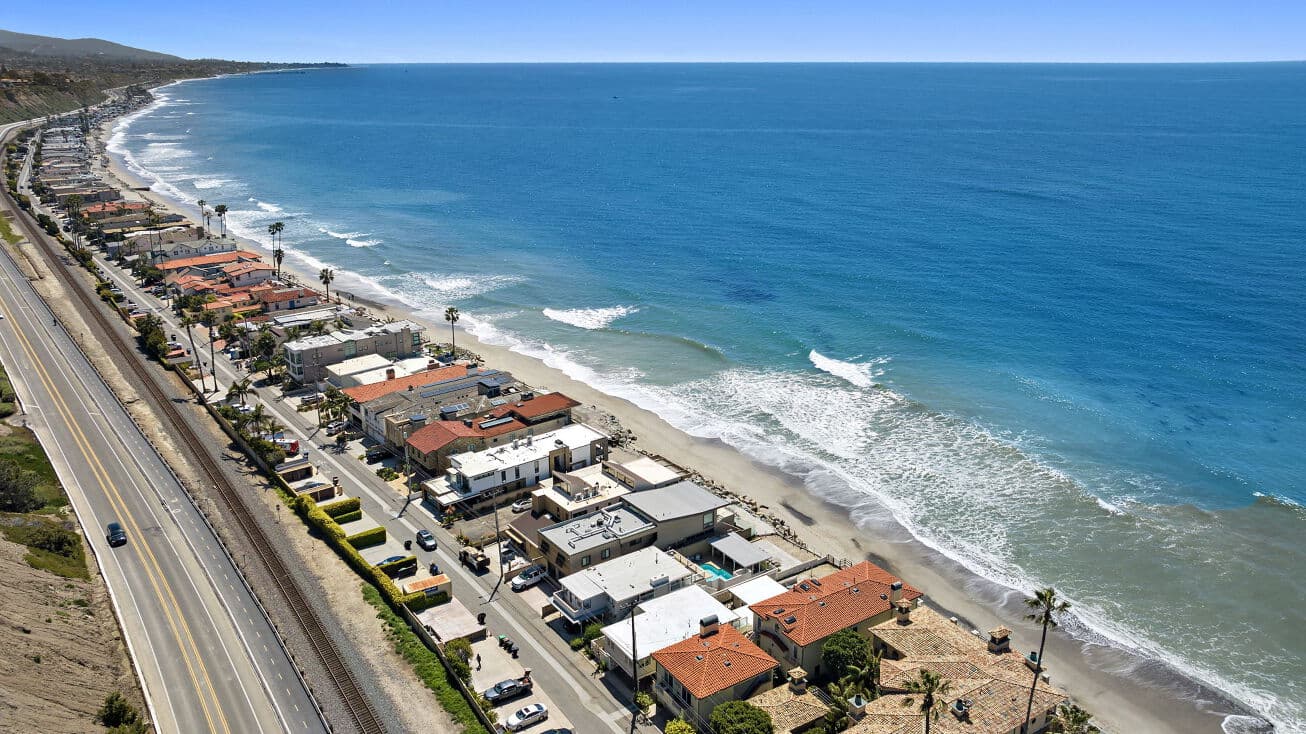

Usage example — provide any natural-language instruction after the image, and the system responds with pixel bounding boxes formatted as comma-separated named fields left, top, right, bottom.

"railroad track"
left=3, top=153, right=386, bottom=734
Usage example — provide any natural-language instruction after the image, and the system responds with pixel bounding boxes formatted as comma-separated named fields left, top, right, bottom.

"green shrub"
left=569, top=637, right=585, bottom=651
left=95, top=692, right=141, bottom=728
left=582, top=621, right=604, bottom=645
left=362, top=584, right=489, bottom=734
left=333, top=509, right=362, bottom=524
left=346, top=525, right=386, bottom=549
left=322, top=496, right=361, bottom=517
left=634, top=691, right=654, bottom=712
left=709, top=700, right=774, bottom=734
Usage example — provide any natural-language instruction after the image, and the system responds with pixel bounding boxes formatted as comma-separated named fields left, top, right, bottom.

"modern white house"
left=600, top=585, right=743, bottom=681
left=283, top=320, right=424, bottom=383
left=424, top=423, right=609, bottom=511
left=551, top=547, right=694, bottom=627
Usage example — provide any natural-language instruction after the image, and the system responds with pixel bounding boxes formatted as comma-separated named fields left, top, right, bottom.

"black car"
left=415, top=529, right=437, bottom=551
left=106, top=522, right=127, bottom=547
left=482, top=677, right=532, bottom=704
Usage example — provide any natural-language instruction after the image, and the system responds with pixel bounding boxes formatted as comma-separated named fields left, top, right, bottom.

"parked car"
left=301, top=393, right=324, bottom=406
left=106, top=522, right=127, bottom=547
left=459, top=547, right=490, bottom=573
left=365, top=448, right=388, bottom=464
left=415, top=529, right=437, bottom=551
left=325, top=420, right=347, bottom=436
left=504, top=703, right=548, bottom=731
left=510, top=565, right=546, bottom=592
left=482, top=675, right=533, bottom=704
left=379, top=555, right=407, bottom=565
left=510, top=498, right=533, bottom=513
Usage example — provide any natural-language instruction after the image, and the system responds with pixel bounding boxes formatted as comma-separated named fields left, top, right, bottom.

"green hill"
left=0, top=29, right=182, bottom=62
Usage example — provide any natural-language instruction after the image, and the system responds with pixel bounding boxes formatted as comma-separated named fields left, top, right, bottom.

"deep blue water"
left=113, top=63, right=1305, bottom=729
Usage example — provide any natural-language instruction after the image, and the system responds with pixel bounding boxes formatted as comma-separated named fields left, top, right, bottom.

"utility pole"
left=487, top=494, right=506, bottom=602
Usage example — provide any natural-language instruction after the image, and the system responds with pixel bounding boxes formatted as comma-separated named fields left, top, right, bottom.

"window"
left=581, top=555, right=591, bottom=567
left=540, top=541, right=550, bottom=553
left=501, top=470, right=507, bottom=483
left=514, top=467, right=520, bottom=479
left=702, top=512, right=714, bottom=528
left=601, top=548, right=611, bottom=560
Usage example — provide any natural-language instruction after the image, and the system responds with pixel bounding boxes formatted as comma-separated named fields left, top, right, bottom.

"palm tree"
left=900, top=669, right=951, bottom=734
left=821, top=680, right=855, bottom=734
left=1053, top=703, right=1095, bottom=734
left=841, top=651, right=882, bottom=699
left=1020, top=588, right=1072, bottom=734
left=201, top=312, right=219, bottom=396
left=268, top=221, right=285, bottom=276
left=319, top=268, right=334, bottom=300
left=197, top=199, right=208, bottom=236
left=226, top=377, right=253, bottom=406
left=444, top=306, right=460, bottom=356
left=213, top=204, right=228, bottom=237
left=180, top=315, right=205, bottom=391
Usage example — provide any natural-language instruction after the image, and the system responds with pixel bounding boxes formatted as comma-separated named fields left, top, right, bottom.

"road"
left=0, top=128, right=327, bottom=733
left=83, top=196, right=653, bottom=734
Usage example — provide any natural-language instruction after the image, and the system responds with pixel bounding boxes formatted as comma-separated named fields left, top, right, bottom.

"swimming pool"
left=699, top=561, right=733, bottom=581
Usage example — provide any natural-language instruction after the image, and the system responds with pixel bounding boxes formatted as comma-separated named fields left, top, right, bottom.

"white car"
left=510, top=498, right=532, bottom=513
left=325, top=420, right=347, bottom=436
left=510, top=565, right=546, bottom=592
left=504, top=703, right=548, bottom=731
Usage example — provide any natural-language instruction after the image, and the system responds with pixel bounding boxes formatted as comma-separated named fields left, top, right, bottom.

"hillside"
left=0, top=29, right=182, bottom=62
left=1, top=28, right=343, bottom=124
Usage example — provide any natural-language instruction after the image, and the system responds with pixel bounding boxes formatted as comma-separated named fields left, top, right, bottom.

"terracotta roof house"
left=746, top=668, right=831, bottom=734
left=341, top=364, right=470, bottom=404
left=405, top=391, right=579, bottom=474
left=839, top=604, right=1068, bottom=734
left=749, top=561, right=922, bottom=679
left=651, top=619, right=779, bottom=729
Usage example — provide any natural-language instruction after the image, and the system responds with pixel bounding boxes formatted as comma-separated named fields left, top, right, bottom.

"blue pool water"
left=699, top=562, right=734, bottom=582
left=110, top=63, right=1304, bottom=730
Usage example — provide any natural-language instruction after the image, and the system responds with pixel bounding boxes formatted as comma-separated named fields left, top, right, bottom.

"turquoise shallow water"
left=111, top=63, right=1304, bottom=730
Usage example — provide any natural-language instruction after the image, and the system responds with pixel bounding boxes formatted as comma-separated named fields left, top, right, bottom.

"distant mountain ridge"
left=0, top=29, right=182, bottom=62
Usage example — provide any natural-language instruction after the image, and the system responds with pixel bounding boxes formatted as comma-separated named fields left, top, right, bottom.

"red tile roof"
left=82, top=201, right=148, bottom=215
left=158, top=250, right=263, bottom=271
left=259, top=287, right=317, bottom=304
left=507, top=392, right=579, bottom=420
left=340, top=364, right=470, bottom=404
left=406, top=414, right=527, bottom=455
left=749, top=561, right=923, bottom=647
left=651, top=625, right=777, bottom=700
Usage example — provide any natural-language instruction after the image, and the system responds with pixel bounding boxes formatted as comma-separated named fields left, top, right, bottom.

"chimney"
left=428, top=359, right=437, bottom=370
left=893, top=599, right=912, bottom=625
left=385, top=367, right=395, bottom=380
left=951, top=699, right=972, bottom=720
left=987, top=626, right=1012, bottom=654
left=787, top=667, right=808, bottom=694
left=847, top=694, right=868, bottom=721
left=889, top=580, right=903, bottom=602
left=699, top=615, right=719, bottom=638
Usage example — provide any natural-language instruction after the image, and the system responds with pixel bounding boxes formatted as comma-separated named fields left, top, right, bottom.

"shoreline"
left=94, top=91, right=1259, bottom=734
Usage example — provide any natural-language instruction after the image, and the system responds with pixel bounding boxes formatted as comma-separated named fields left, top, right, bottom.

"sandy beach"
left=93, top=100, right=1248, bottom=734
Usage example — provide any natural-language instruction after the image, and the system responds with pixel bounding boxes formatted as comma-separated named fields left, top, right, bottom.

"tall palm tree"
left=900, top=669, right=951, bottom=734
left=319, top=268, right=334, bottom=300
left=1020, top=588, right=1072, bottom=734
left=226, top=377, right=253, bottom=406
left=179, top=314, right=205, bottom=392
left=444, top=306, right=460, bottom=356
left=197, top=199, right=208, bottom=236
left=268, top=221, right=285, bottom=276
left=821, top=680, right=855, bottom=734
left=213, top=204, right=228, bottom=237
left=841, top=651, right=883, bottom=700
left=201, top=312, right=219, bottom=396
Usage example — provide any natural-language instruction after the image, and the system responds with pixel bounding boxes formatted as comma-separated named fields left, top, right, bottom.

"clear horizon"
left=5, top=1, right=1305, bottom=64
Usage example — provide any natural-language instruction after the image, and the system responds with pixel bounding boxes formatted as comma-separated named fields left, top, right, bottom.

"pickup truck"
left=459, top=547, right=490, bottom=573
left=482, top=671, right=533, bottom=704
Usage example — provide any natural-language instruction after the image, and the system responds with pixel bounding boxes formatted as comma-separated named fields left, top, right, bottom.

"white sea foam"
left=542, top=305, right=638, bottom=330
left=346, top=238, right=383, bottom=248
left=193, top=178, right=232, bottom=189
left=318, top=227, right=367, bottom=240
left=809, top=350, right=885, bottom=388
left=249, top=198, right=283, bottom=214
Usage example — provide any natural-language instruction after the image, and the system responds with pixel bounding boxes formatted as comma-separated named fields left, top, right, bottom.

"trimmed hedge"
left=333, top=509, right=363, bottom=524
left=322, top=496, right=361, bottom=518
left=362, top=584, right=489, bottom=734
left=346, top=525, right=386, bottom=549
left=293, top=496, right=432, bottom=608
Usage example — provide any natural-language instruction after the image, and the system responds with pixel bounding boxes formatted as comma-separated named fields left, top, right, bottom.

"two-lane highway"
left=0, top=212, right=327, bottom=731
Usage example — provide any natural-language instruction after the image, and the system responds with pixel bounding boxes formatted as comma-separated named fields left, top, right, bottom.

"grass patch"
left=0, top=213, right=22, bottom=246
left=361, top=584, right=489, bottom=734
left=0, top=513, right=89, bottom=579
left=0, top=423, right=66, bottom=513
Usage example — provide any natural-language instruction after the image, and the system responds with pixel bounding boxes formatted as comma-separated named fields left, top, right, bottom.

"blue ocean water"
left=112, top=64, right=1304, bottom=730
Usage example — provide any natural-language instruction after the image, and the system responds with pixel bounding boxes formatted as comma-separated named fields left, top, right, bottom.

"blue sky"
left=7, top=1, right=1304, bottom=63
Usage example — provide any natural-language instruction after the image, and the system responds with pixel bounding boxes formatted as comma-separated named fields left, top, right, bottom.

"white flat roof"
left=617, top=455, right=682, bottom=487
left=450, top=423, right=606, bottom=478
left=602, top=586, right=739, bottom=661
left=728, top=576, right=788, bottom=607
left=325, top=354, right=394, bottom=378
left=558, top=547, right=691, bottom=605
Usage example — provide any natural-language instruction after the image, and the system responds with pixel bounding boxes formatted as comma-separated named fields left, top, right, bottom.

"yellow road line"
left=5, top=307, right=231, bottom=734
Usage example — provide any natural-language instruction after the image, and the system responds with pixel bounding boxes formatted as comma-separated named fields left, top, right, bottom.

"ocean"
left=110, top=63, right=1304, bottom=732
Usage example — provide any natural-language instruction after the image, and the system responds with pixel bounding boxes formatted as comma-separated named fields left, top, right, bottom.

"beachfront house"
left=841, top=604, right=1068, bottom=734
left=745, top=667, right=831, bottom=734
left=422, top=422, right=609, bottom=513
left=282, top=320, right=424, bottom=384
left=749, top=561, right=922, bottom=679
left=619, top=480, right=732, bottom=552
left=651, top=619, right=779, bottom=730
left=550, top=546, right=693, bottom=627
left=538, top=504, right=659, bottom=585
left=406, top=392, right=579, bottom=474
left=599, top=585, right=743, bottom=681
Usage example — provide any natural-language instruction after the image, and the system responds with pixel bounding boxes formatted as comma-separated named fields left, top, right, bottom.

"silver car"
left=510, top=565, right=546, bottom=592
left=505, top=703, right=548, bottom=731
